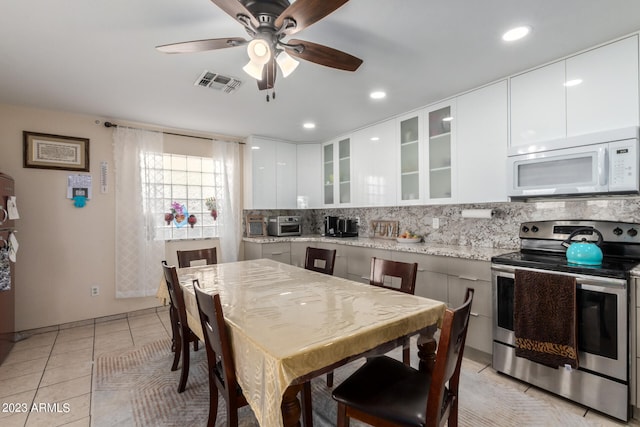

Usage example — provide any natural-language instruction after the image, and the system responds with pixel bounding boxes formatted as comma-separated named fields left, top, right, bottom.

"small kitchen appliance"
left=324, top=216, right=358, bottom=237
left=267, top=216, right=301, bottom=237
left=491, top=219, right=640, bottom=421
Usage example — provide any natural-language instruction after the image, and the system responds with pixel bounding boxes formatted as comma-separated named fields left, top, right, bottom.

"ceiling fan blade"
left=257, top=58, right=276, bottom=91
left=210, top=0, right=259, bottom=28
left=275, top=0, right=349, bottom=36
left=156, top=37, right=247, bottom=54
left=285, top=39, right=362, bottom=71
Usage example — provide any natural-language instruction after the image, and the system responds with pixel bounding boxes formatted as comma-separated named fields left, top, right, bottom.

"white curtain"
left=113, top=127, right=165, bottom=298
left=212, top=139, right=242, bottom=262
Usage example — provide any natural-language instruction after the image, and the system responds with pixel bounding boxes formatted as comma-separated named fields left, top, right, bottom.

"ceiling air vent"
left=194, top=70, right=242, bottom=94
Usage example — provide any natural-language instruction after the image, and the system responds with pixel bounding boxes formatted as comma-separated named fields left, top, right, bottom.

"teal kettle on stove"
left=561, top=227, right=604, bottom=265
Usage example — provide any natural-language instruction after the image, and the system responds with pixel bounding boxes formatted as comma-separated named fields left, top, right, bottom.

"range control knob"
left=531, top=226, right=539, bottom=233
left=521, top=226, right=529, bottom=233
left=628, top=228, right=638, bottom=237
left=613, top=227, right=623, bottom=236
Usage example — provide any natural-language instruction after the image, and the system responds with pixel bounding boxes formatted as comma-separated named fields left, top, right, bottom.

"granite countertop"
left=243, top=235, right=515, bottom=262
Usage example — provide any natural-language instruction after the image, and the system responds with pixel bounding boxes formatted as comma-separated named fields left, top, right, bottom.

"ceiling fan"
left=156, top=0, right=363, bottom=100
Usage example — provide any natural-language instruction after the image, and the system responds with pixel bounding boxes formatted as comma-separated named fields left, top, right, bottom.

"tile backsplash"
left=246, top=197, right=640, bottom=249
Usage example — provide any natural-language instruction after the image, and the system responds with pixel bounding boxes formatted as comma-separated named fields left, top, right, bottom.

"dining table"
left=158, top=258, right=447, bottom=427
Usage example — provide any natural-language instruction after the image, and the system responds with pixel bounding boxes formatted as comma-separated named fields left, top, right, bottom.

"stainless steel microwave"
left=507, top=128, right=639, bottom=198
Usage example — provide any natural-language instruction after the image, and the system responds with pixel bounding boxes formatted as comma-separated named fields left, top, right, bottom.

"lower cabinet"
left=393, top=252, right=493, bottom=354
left=290, top=241, right=349, bottom=278
left=345, top=246, right=392, bottom=284
left=244, top=241, right=291, bottom=264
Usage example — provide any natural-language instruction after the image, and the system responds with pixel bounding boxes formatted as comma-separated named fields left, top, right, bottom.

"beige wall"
left=0, top=103, right=240, bottom=331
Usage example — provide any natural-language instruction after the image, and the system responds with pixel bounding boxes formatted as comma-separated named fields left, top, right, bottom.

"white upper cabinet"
left=276, top=141, right=297, bottom=209
left=296, top=144, right=321, bottom=208
left=425, top=101, right=456, bottom=203
left=351, top=119, right=397, bottom=206
left=510, top=61, right=566, bottom=146
left=243, top=136, right=297, bottom=209
left=566, top=36, right=639, bottom=137
left=456, top=81, right=509, bottom=203
left=322, top=136, right=352, bottom=206
left=397, top=112, right=423, bottom=204
left=510, top=35, right=639, bottom=147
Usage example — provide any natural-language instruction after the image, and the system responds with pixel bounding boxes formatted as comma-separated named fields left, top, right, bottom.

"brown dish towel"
left=514, top=269, right=579, bottom=369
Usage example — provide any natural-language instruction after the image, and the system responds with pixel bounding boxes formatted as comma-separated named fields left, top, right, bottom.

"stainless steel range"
left=491, top=219, right=640, bottom=421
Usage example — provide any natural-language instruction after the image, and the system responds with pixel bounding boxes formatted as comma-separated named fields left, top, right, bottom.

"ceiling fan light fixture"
left=243, top=60, right=264, bottom=80
left=247, top=39, right=271, bottom=65
left=276, top=51, right=299, bottom=78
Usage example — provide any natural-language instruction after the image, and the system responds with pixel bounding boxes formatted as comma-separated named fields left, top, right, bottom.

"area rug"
left=92, top=338, right=603, bottom=427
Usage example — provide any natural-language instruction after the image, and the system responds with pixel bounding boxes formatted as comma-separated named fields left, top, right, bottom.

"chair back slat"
left=193, top=281, right=238, bottom=400
left=369, top=257, right=418, bottom=294
left=162, top=261, right=188, bottom=325
left=177, top=247, right=217, bottom=268
left=304, top=247, right=337, bottom=275
left=426, top=288, right=474, bottom=427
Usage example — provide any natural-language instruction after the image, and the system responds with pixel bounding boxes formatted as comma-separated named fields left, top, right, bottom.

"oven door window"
left=578, top=289, right=617, bottom=360
left=496, top=276, right=514, bottom=331
left=280, top=224, right=300, bottom=234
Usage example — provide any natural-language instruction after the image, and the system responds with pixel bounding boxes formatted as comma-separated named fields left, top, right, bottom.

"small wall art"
left=23, top=131, right=90, bottom=172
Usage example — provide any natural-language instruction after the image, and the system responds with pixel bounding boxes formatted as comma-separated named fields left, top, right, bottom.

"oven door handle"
left=492, top=265, right=627, bottom=289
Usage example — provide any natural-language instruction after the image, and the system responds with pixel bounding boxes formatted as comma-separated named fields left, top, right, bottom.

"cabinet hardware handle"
left=417, top=268, right=426, bottom=272
left=458, top=275, right=478, bottom=281
left=470, top=312, right=479, bottom=317
left=271, top=252, right=283, bottom=255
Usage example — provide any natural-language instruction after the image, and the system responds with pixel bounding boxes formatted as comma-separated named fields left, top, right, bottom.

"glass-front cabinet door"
left=398, top=114, right=421, bottom=203
left=323, top=143, right=334, bottom=205
left=322, top=137, right=351, bottom=206
left=338, top=138, right=351, bottom=204
left=426, top=102, right=455, bottom=202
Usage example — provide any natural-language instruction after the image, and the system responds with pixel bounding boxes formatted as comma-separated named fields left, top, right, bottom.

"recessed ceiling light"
left=303, top=122, right=316, bottom=129
left=370, top=91, right=386, bottom=100
left=564, top=79, right=583, bottom=87
left=251, top=146, right=260, bottom=150
left=502, top=26, right=531, bottom=42
left=370, top=137, right=380, bottom=141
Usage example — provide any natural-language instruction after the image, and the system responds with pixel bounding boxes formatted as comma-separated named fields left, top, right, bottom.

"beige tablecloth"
left=158, top=258, right=446, bottom=427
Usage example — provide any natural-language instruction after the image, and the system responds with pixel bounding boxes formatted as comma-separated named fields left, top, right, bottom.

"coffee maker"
left=324, top=216, right=358, bottom=237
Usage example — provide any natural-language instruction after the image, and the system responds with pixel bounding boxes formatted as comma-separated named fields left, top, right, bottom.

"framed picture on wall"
left=23, top=131, right=90, bottom=172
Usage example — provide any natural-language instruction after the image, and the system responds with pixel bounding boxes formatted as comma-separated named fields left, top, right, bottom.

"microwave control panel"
left=608, top=139, right=638, bottom=191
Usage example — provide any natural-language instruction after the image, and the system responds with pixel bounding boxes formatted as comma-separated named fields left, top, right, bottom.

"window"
left=144, top=153, right=223, bottom=240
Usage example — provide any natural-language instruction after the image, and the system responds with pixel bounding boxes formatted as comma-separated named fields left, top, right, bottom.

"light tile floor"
left=0, top=307, right=172, bottom=427
left=0, top=307, right=639, bottom=427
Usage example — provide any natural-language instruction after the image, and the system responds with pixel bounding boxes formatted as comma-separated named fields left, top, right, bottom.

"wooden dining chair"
left=193, top=280, right=314, bottom=427
left=193, top=281, right=249, bottom=427
left=161, top=261, right=200, bottom=393
left=177, top=247, right=218, bottom=268
left=304, top=246, right=338, bottom=404
left=372, top=257, right=418, bottom=365
left=370, top=257, right=418, bottom=295
left=304, top=246, right=336, bottom=275
left=327, top=257, right=419, bottom=388
left=332, top=288, right=475, bottom=427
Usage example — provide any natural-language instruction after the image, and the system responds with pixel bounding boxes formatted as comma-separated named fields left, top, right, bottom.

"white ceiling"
left=2, top=1, right=640, bottom=143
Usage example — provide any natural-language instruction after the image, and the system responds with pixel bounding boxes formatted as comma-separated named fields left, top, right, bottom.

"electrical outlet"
left=91, top=286, right=99, bottom=297
left=432, top=217, right=440, bottom=229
